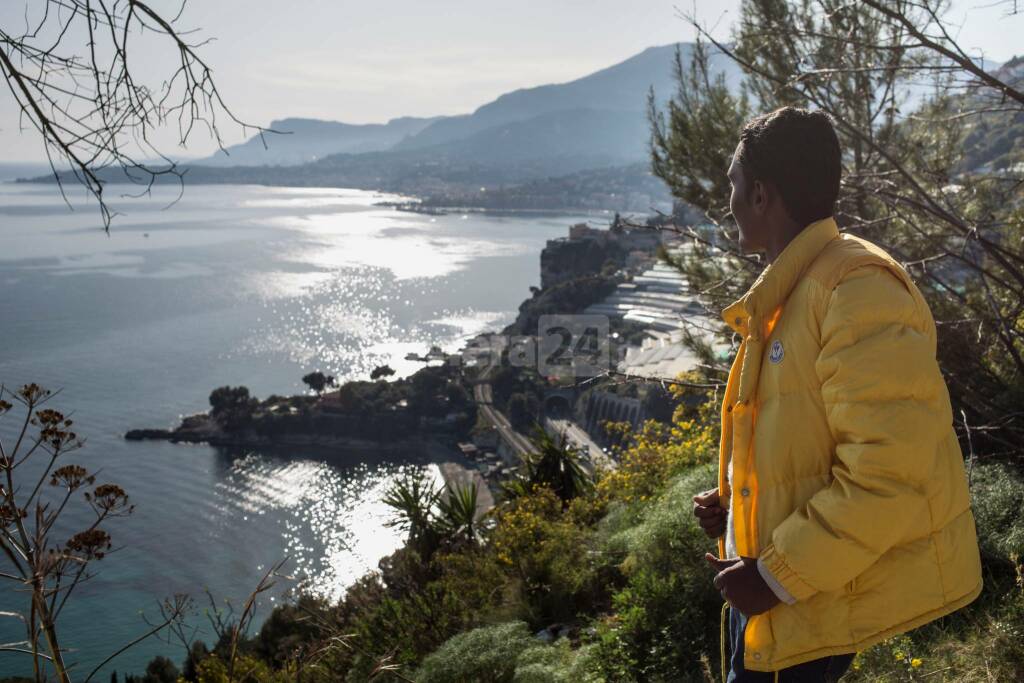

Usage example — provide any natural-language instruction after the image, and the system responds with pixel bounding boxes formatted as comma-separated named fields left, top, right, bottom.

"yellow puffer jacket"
left=717, top=216, right=982, bottom=672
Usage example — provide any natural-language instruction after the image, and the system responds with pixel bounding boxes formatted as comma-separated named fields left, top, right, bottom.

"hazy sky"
left=1, top=0, right=1020, bottom=162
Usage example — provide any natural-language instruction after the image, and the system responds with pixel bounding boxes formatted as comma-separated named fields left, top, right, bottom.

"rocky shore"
left=123, top=362, right=499, bottom=507
left=125, top=412, right=428, bottom=452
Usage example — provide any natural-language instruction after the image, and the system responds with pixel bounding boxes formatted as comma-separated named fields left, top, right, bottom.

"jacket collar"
left=722, top=216, right=840, bottom=335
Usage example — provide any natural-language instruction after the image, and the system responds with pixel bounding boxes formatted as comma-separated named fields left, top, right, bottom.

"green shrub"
left=491, top=486, right=609, bottom=625
left=970, top=461, right=1024, bottom=566
left=415, top=621, right=538, bottom=683
left=416, top=622, right=604, bottom=683
left=512, top=638, right=600, bottom=683
left=256, top=594, right=331, bottom=665
left=141, top=656, right=179, bottom=683
left=332, top=546, right=515, bottom=681
left=192, top=653, right=290, bottom=682
left=590, top=463, right=721, bottom=682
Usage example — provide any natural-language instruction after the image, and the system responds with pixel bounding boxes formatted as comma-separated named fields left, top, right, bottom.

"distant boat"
left=405, top=346, right=447, bottom=363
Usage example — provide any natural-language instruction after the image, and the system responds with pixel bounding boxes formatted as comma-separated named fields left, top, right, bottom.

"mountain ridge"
left=197, top=43, right=740, bottom=169
left=392, top=43, right=698, bottom=151
left=198, top=115, right=442, bottom=166
left=27, top=43, right=743, bottom=208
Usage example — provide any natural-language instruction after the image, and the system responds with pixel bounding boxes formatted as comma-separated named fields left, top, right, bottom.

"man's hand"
left=692, top=488, right=726, bottom=539
left=705, top=554, right=781, bottom=617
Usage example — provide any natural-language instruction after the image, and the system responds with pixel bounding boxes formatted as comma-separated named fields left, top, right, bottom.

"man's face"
left=728, top=142, right=767, bottom=254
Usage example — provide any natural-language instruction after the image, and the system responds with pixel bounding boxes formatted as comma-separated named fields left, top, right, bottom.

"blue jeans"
left=727, top=607, right=854, bottom=682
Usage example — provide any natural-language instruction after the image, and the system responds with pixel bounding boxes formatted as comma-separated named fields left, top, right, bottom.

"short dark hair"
left=736, top=107, right=841, bottom=227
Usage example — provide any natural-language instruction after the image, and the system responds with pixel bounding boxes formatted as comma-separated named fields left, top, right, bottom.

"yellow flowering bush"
left=596, top=391, right=718, bottom=506
left=490, top=484, right=606, bottom=623
left=491, top=485, right=563, bottom=569
left=195, top=654, right=291, bottom=682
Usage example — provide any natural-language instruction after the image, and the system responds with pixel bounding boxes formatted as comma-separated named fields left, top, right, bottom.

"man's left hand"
left=705, top=553, right=781, bottom=616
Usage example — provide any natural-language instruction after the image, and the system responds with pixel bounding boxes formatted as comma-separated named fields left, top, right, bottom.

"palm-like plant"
left=382, top=472, right=442, bottom=557
left=511, top=426, right=593, bottom=506
left=436, top=481, right=480, bottom=545
left=499, top=476, right=534, bottom=503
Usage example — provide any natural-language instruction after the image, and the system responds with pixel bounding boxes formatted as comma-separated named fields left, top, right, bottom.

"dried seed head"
left=66, top=528, right=112, bottom=559
left=50, top=465, right=94, bottom=491
left=17, top=384, right=50, bottom=403
left=0, top=502, right=23, bottom=527
left=35, top=409, right=79, bottom=451
left=89, top=483, right=132, bottom=514
left=35, top=409, right=65, bottom=426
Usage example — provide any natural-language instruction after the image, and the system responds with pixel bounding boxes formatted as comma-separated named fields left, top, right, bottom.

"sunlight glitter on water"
left=214, top=454, right=445, bottom=602
left=240, top=260, right=495, bottom=382
left=239, top=187, right=410, bottom=210
left=270, top=210, right=533, bottom=280
left=427, top=310, right=511, bottom=340
left=246, top=269, right=339, bottom=299
left=238, top=204, right=545, bottom=380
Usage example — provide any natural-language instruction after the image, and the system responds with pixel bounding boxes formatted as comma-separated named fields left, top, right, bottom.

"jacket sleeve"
left=758, top=265, right=948, bottom=601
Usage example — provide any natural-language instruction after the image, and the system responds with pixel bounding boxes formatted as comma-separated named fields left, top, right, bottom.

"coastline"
left=2, top=181, right=587, bottom=678
left=126, top=414, right=495, bottom=515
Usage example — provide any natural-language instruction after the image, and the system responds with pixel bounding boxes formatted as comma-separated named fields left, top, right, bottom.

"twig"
left=82, top=595, right=189, bottom=682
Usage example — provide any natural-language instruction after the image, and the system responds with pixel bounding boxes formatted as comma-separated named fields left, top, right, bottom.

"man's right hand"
left=693, top=487, right=727, bottom=539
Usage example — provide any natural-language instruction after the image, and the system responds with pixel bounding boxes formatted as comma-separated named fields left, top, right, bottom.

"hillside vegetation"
left=132, top=385, right=1024, bottom=681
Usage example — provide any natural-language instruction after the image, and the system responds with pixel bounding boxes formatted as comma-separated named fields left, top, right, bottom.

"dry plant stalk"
left=0, top=383, right=186, bottom=682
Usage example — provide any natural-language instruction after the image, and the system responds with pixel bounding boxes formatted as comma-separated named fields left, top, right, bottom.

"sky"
left=1, top=0, right=1021, bottom=162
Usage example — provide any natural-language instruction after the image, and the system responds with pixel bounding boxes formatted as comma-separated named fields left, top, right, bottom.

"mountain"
left=196, top=116, right=441, bottom=166
left=0, top=162, right=54, bottom=182
left=419, top=107, right=651, bottom=167
left=26, top=43, right=743, bottom=208
left=959, top=55, right=1024, bottom=173
left=230, top=107, right=663, bottom=191
left=195, top=43, right=741, bottom=173
left=394, top=43, right=741, bottom=151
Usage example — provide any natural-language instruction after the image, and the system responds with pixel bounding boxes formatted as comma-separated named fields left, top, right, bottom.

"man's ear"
left=751, top=179, right=769, bottom=214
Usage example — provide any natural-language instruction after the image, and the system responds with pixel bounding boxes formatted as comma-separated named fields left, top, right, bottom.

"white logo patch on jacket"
left=769, top=339, right=785, bottom=364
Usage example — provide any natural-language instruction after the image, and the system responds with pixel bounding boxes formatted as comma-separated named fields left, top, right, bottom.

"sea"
left=0, top=179, right=600, bottom=677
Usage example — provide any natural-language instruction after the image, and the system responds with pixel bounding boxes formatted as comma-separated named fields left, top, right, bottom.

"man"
left=691, top=107, right=982, bottom=682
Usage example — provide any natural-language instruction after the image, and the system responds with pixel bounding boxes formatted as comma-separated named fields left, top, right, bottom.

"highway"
left=472, top=369, right=535, bottom=458
left=469, top=353, right=615, bottom=473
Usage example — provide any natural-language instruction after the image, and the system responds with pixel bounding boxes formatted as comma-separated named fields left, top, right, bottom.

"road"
left=468, top=354, right=615, bottom=472
left=472, top=368, right=534, bottom=458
